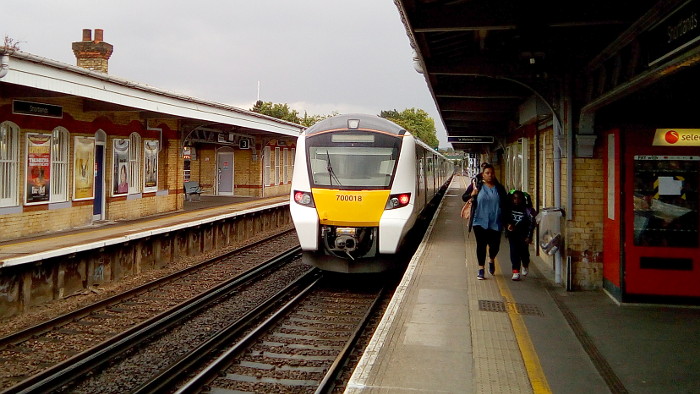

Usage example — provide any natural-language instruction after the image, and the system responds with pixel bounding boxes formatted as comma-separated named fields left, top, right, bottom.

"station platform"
left=0, top=195, right=289, bottom=268
left=346, top=176, right=700, bottom=393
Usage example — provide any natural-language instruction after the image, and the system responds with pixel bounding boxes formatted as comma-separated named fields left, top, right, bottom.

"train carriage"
left=290, top=114, right=452, bottom=273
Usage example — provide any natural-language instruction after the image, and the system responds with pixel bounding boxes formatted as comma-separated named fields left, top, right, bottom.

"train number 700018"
left=336, top=194, right=363, bottom=202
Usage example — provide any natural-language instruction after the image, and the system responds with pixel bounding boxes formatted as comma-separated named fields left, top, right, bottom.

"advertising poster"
left=113, top=139, right=130, bottom=196
left=73, top=136, right=95, bottom=200
left=144, top=140, right=159, bottom=192
left=26, top=133, right=51, bottom=204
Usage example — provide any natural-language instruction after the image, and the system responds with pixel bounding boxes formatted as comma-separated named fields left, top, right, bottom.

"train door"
left=217, top=148, right=234, bottom=196
left=417, top=150, right=425, bottom=207
left=623, top=143, right=699, bottom=298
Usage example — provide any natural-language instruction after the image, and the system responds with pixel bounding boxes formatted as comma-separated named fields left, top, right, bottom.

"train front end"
left=290, top=114, right=415, bottom=273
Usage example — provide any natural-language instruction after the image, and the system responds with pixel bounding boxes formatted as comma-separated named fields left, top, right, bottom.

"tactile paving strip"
left=478, top=300, right=544, bottom=317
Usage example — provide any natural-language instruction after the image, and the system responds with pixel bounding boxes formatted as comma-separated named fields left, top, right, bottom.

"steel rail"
left=2, top=246, right=301, bottom=394
left=0, top=229, right=296, bottom=348
left=174, top=275, right=323, bottom=394
left=135, top=267, right=322, bottom=394
left=315, top=286, right=386, bottom=394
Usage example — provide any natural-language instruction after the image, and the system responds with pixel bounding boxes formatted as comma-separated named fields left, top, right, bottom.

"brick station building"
left=0, top=29, right=303, bottom=242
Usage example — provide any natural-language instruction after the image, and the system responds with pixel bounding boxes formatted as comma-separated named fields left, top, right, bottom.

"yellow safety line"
left=460, top=174, right=469, bottom=189
left=495, top=266, right=552, bottom=394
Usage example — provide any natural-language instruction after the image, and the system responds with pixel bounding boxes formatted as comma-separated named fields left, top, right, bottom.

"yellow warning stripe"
left=495, top=268, right=553, bottom=394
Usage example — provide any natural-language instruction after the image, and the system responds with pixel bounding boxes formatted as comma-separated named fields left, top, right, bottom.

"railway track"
left=0, top=230, right=301, bottom=392
left=3, top=252, right=390, bottom=393
left=177, top=275, right=386, bottom=393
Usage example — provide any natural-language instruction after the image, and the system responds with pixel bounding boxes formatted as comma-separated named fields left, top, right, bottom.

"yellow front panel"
left=312, top=188, right=390, bottom=226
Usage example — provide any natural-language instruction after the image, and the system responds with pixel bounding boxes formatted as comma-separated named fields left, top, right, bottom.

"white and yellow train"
left=290, top=114, right=453, bottom=273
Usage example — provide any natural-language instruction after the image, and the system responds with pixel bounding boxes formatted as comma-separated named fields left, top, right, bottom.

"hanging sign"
left=653, top=129, right=700, bottom=146
left=13, top=100, right=63, bottom=118
left=647, top=0, right=700, bottom=66
left=447, top=136, right=495, bottom=143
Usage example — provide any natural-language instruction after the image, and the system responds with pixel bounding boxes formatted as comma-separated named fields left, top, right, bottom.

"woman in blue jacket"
left=462, top=164, right=509, bottom=280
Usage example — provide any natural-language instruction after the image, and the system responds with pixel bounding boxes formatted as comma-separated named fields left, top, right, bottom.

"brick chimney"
left=72, top=29, right=113, bottom=73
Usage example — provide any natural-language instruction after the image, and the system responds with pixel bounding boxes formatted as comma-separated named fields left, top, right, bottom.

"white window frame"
left=0, top=121, right=20, bottom=207
left=505, top=145, right=514, bottom=188
left=275, top=147, right=281, bottom=185
left=290, top=148, right=295, bottom=182
left=263, top=146, right=271, bottom=186
left=541, top=133, right=548, bottom=207
left=504, top=138, right=529, bottom=194
left=521, top=138, right=529, bottom=194
left=50, top=127, right=70, bottom=202
left=283, top=148, right=289, bottom=183
left=128, top=132, right=141, bottom=194
left=513, top=142, right=522, bottom=190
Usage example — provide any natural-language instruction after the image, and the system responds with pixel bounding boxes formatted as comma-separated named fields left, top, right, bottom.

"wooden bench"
left=184, top=181, right=203, bottom=202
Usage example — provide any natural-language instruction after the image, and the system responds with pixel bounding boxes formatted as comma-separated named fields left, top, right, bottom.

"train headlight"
left=293, top=190, right=315, bottom=207
left=385, top=193, right=411, bottom=210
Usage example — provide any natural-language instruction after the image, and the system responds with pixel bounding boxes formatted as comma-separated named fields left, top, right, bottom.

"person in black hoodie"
left=505, top=190, right=537, bottom=281
left=462, top=164, right=509, bottom=280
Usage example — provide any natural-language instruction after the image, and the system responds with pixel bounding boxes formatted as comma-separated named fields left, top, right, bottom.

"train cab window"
left=633, top=155, right=699, bottom=247
left=306, top=132, right=400, bottom=189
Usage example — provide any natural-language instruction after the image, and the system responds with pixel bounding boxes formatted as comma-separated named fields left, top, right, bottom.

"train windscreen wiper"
left=326, top=150, right=342, bottom=186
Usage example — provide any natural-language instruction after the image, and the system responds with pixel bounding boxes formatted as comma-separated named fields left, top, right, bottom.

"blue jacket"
left=462, top=179, right=509, bottom=233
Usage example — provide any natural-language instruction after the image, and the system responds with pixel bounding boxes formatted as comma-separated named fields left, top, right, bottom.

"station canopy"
left=395, top=0, right=698, bottom=152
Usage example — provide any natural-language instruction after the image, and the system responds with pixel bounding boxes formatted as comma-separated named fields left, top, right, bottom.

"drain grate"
left=478, top=300, right=544, bottom=316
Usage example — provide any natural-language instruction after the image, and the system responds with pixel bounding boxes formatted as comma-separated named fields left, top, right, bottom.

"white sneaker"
left=521, top=266, right=528, bottom=276
left=512, top=272, right=521, bottom=281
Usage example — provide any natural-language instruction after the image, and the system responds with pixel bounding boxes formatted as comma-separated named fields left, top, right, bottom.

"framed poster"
left=144, top=140, right=159, bottom=192
left=25, top=133, right=51, bottom=204
left=73, top=136, right=95, bottom=200
left=112, top=139, right=130, bottom=196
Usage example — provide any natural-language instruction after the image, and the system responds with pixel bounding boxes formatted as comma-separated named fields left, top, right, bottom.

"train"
left=289, top=113, right=453, bottom=273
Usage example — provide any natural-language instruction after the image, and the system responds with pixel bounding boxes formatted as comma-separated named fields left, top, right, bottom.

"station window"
left=633, top=155, right=699, bottom=247
left=263, top=146, right=271, bottom=185
left=50, top=127, right=69, bottom=202
left=129, top=133, right=141, bottom=194
left=283, top=148, right=288, bottom=183
left=0, top=121, right=19, bottom=207
left=290, top=148, right=295, bottom=182
left=505, top=138, right=529, bottom=194
left=275, top=147, right=281, bottom=185
left=183, top=146, right=192, bottom=182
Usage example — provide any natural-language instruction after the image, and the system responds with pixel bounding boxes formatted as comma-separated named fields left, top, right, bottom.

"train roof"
left=304, top=114, right=406, bottom=136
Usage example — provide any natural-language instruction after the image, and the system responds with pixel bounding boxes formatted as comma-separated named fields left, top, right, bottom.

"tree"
left=380, top=108, right=439, bottom=148
left=251, top=101, right=337, bottom=127
left=300, top=111, right=336, bottom=127
left=251, top=100, right=301, bottom=124
left=2, top=35, right=22, bottom=51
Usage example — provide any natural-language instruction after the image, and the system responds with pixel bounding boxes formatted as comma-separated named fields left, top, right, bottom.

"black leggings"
left=473, top=226, right=501, bottom=267
left=508, top=236, right=530, bottom=271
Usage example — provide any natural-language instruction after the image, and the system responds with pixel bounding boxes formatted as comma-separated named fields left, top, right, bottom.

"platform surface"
left=346, top=176, right=700, bottom=393
left=0, top=195, right=288, bottom=268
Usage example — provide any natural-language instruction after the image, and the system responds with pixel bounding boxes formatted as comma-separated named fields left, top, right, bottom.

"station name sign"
left=647, top=0, right=700, bottom=66
left=447, top=136, right=495, bottom=144
left=13, top=100, right=63, bottom=118
left=653, top=129, right=700, bottom=146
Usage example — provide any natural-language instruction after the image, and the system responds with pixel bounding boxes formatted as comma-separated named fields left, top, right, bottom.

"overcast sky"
left=3, top=0, right=450, bottom=147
